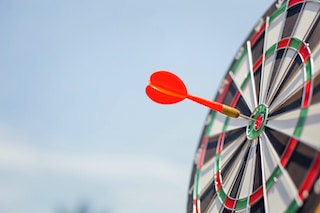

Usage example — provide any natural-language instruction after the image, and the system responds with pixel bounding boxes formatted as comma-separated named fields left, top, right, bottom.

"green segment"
left=266, top=166, right=282, bottom=190
left=241, top=73, right=251, bottom=90
left=231, top=48, right=247, bottom=73
left=205, top=111, right=216, bottom=136
left=290, top=37, right=302, bottom=50
left=266, top=44, right=277, bottom=58
left=215, top=154, right=220, bottom=173
left=294, top=108, right=308, bottom=137
left=223, top=117, right=230, bottom=132
left=218, top=188, right=227, bottom=203
left=269, top=2, right=286, bottom=23
left=285, top=200, right=300, bottom=213
left=236, top=198, right=248, bottom=210
left=305, top=60, right=312, bottom=80
left=193, top=169, right=201, bottom=199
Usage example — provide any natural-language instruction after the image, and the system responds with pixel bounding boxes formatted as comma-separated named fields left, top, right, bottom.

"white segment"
left=229, top=57, right=256, bottom=111
left=267, top=108, right=299, bottom=140
left=247, top=41, right=258, bottom=107
left=198, top=158, right=215, bottom=195
left=242, top=75, right=257, bottom=111
left=225, top=117, right=248, bottom=132
left=222, top=143, right=250, bottom=195
left=220, top=135, right=246, bottom=168
left=260, top=54, right=277, bottom=104
left=312, top=45, right=320, bottom=76
left=268, top=102, right=320, bottom=150
left=293, top=2, right=320, bottom=39
left=297, top=102, right=320, bottom=150
left=238, top=140, right=257, bottom=198
left=259, top=10, right=287, bottom=105
left=207, top=196, right=222, bottom=213
left=269, top=66, right=304, bottom=113
left=266, top=49, right=296, bottom=106
left=266, top=6, right=287, bottom=50
left=260, top=133, right=279, bottom=180
left=208, top=113, right=227, bottom=137
left=259, top=16, right=270, bottom=105
left=267, top=173, right=296, bottom=213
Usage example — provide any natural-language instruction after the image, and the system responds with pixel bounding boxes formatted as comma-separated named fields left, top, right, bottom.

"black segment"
left=264, top=127, right=289, bottom=158
left=252, top=139, right=263, bottom=192
left=282, top=3, right=303, bottom=38
left=228, top=145, right=251, bottom=199
left=268, top=54, right=303, bottom=114
left=220, top=140, right=247, bottom=183
left=236, top=96, right=252, bottom=117
left=223, top=81, right=239, bottom=106
left=200, top=181, right=216, bottom=212
left=250, top=139, right=265, bottom=212
left=296, top=174, right=320, bottom=213
left=285, top=141, right=318, bottom=188
left=269, top=87, right=302, bottom=117
left=305, top=9, right=320, bottom=52
left=250, top=196, right=266, bottom=213
left=265, top=49, right=286, bottom=101
left=204, top=127, right=245, bottom=164
left=254, top=67, right=262, bottom=104
left=203, top=135, right=219, bottom=164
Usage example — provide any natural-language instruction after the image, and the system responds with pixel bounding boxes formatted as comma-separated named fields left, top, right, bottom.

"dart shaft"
left=187, top=95, right=241, bottom=118
left=187, top=95, right=223, bottom=112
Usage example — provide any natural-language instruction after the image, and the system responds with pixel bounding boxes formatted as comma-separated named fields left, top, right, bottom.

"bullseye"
left=246, top=104, right=268, bottom=140
left=254, top=114, right=264, bottom=130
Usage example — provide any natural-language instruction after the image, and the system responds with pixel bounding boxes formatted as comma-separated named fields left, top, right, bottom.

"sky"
left=0, top=0, right=273, bottom=212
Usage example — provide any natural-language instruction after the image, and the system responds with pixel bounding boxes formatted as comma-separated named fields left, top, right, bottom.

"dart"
left=146, top=70, right=250, bottom=119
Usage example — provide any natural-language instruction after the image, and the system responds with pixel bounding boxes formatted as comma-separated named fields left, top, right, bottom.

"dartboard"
left=186, top=0, right=320, bottom=212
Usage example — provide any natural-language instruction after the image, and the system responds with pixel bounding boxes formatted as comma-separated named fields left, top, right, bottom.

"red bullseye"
left=254, top=114, right=264, bottom=130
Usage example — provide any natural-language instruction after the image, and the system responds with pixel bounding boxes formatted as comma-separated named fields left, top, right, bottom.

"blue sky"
left=0, top=0, right=272, bottom=212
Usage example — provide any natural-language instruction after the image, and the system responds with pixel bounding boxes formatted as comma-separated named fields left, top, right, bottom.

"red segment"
left=225, top=197, right=236, bottom=209
left=250, top=23, right=266, bottom=46
left=249, top=187, right=263, bottom=205
left=193, top=199, right=199, bottom=213
left=253, top=56, right=263, bottom=72
left=302, top=80, right=312, bottom=108
left=298, top=152, right=320, bottom=201
left=215, top=172, right=222, bottom=192
left=299, top=44, right=311, bottom=63
left=217, top=132, right=225, bottom=154
left=281, top=138, right=298, bottom=166
left=231, top=91, right=241, bottom=107
left=288, top=0, right=305, bottom=8
left=278, top=38, right=290, bottom=49
left=197, top=137, right=209, bottom=168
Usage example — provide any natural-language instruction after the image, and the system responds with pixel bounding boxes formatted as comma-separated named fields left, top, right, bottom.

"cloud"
left=0, top=141, right=188, bottom=185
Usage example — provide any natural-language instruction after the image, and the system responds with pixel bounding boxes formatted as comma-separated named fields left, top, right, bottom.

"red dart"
left=146, top=70, right=247, bottom=119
